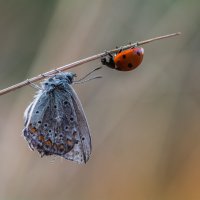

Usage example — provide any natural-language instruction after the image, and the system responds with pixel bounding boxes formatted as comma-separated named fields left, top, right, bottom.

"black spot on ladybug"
left=137, top=51, right=141, bottom=56
left=122, top=55, right=126, bottom=59
left=128, top=63, right=133, bottom=68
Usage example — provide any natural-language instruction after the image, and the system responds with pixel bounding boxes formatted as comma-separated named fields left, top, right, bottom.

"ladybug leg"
left=130, top=41, right=139, bottom=49
left=101, top=51, right=115, bottom=69
left=116, top=46, right=123, bottom=53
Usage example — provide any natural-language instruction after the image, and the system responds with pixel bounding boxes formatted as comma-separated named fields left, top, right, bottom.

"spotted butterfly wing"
left=63, top=85, right=91, bottom=163
left=23, top=73, right=91, bottom=164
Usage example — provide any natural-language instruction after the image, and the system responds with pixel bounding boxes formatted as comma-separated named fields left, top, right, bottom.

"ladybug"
left=101, top=47, right=144, bottom=71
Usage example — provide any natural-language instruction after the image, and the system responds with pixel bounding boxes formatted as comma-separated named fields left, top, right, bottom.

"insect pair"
left=23, top=47, right=142, bottom=164
left=23, top=32, right=181, bottom=164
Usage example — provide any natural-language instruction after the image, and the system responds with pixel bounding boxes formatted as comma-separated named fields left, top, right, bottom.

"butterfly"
left=23, top=72, right=91, bottom=164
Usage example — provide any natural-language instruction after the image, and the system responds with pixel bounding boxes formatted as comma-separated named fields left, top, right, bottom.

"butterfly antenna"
left=75, top=66, right=102, bottom=82
left=73, top=66, right=102, bottom=84
left=74, top=76, right=102, bottom=84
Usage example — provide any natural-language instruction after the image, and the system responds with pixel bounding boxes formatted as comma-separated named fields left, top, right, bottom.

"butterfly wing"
left=23, top=83, right=91, bottom=164
left=23, top=90, right=51, bottom=151
left=63, top=85, right=91, bottom=163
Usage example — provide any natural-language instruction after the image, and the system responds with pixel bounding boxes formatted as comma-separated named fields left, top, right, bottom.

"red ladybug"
left=101, top=47, right=144, bottom=71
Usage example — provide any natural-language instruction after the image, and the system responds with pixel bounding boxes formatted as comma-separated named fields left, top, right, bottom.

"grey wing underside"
left=24, top=87, right=91, bottom=164
left=63, top=85, right=92, bottom=163
left=24, top=91, right=50, bottom=127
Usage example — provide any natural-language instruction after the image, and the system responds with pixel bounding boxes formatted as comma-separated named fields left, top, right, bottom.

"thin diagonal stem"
left=0, top=32, right=181, bottom=96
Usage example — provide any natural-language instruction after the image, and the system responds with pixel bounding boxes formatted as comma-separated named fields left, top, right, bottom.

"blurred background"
left=0, top=0, right=200, bottom=199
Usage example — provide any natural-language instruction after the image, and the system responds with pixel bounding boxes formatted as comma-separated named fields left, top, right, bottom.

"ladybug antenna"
left=73, top=66, right=102, bottom=84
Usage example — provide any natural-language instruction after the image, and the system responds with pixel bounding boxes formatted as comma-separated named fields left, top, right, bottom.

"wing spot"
left=38, top=135, right=45, bottom=142
left=28, top=124, right=37, bottom=134
left=58, top=145, right=65, bottom=153
left=64, top=101, right=68, bottom=105
left=44, top=139, right=52, bottom=145
left=73, top=131, right=77, bottom=136
left=66, top=139, right=73, bottom=147
left=75, top=140, right=79, bottom=144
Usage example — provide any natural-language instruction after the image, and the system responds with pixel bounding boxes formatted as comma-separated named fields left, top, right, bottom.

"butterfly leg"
left=26, top=79, right=41, bottom=90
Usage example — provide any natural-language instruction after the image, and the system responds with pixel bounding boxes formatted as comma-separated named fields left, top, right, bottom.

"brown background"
left=0, top=0, right=200, bottom=199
